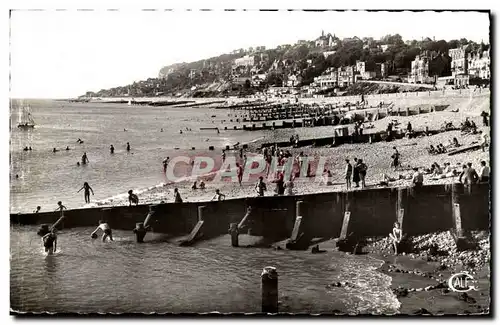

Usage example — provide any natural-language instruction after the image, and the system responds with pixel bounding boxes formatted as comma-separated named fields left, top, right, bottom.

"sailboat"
left=17, top=105, right=35, bottom=129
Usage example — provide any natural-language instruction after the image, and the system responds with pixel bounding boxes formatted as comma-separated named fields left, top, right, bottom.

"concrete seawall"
left=11, top=183, right=490, bottom=244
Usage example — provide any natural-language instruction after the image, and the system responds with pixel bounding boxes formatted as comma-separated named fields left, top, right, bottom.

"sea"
left=10, top=99, right=400, bottom=314
left=10, top=225, right=400, bottom=314
left=10, top=99, right=271, bottom=214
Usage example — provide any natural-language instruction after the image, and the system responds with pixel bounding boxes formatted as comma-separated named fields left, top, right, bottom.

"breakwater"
left=217, top=102, right=447, bottom=132
left=11, top=183, right=490, bottom=248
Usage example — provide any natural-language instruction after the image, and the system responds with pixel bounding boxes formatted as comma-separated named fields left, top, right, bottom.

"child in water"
left=128, top=190, right=139, bottom=206
left=91, top=220, right=114, bottom=242
left=42, top=229, right=58, bottom=255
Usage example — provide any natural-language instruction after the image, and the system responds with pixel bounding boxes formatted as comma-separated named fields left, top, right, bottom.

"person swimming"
left=110, top=144, right=115, bottom=154
left=53, top=148, right=59, bottom=153
left=77, top=138, right=84, bottom=144
left=76, top=162, right=80, bottom=166
left=34, top=206, right=41, bottom=213
left=29, top=146, right=32, bottom=151
left=77, top=182, right=94, bottom=204
left=128, top=190, right=139, bottom=206
left=81, top=152, right=89, bottom=165
left=23, top=147, right=29, bottom=151
left=42, top=229, right=58, bottom=255
left=66, top=146, right=70, bottom=151
left=91, top=220, right=113, bottom=242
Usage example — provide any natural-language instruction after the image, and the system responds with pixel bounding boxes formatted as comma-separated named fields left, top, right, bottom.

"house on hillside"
left=449, top=46, right=468, bottom=76
left=408, top=51, right=451, bottom=84
left=315, top=31, right=338, bottom=48
left=234, top=55, right=255, bottom=67
left=337, top=66, right=356, bottom=87
left=284, top=74, right=303, bottom=87
left=322, top=51, right=336, bottom=58
left=468, top=48, right=490, bottom=80
left=313, top=69, right=338, bottom=89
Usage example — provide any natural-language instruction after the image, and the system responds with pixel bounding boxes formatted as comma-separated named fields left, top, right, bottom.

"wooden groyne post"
left=261, top=266, right=278, bottom=314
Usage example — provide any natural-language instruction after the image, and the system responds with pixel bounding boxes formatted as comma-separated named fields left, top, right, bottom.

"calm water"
left=10, top=225, right=400, bottom=314
left=10, top=99, right=269, bottom=213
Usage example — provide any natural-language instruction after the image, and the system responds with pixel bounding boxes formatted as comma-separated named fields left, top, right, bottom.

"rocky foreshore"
left=366, top=230, right=490, bottom=315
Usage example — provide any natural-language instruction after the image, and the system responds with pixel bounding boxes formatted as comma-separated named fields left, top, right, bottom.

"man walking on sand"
left=345, top=159, right=353, bottom=190
left=391, top=146, right=400, bottom=171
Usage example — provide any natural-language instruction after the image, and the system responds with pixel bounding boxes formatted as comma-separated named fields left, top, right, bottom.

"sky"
left=10, top=10, right=490, bottom=98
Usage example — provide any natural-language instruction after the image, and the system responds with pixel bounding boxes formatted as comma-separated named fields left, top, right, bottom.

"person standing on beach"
left=412, top=168, right=423, bottom=187
left=128, top=190, right=139, bottom=206
left=464, top=162, right=479, bottom=184
left=236, top=163, right=243, bottom=186
left=255, top=176, right=267, bottom=197
left=345, top=159, right=353, bottom=190
left=126, top=142, right=131, bottom=152
left=81, top=152, right=89, bottom=165
left=479, top=161, right=490, bottom=183
left=77, top=182, right=94, bottom=204
left=352, top=158, right=360, bottom=188
left=358, top=159, right=368, bottom=189
left=222, top=150, right=226, bottom=163
left=174, top=188, right=183, bottom=203
left=211, top=189, right=226, bottom=201
left=110, top=145, right=115, bottom=154
left=391, top=147, right=400, bottom=171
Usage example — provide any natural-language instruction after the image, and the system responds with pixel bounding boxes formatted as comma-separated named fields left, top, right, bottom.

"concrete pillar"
left=397, top=188, right=407, bottom=229
left=417, top=106, right=421, bottom=115
left=198, top=205, right=206, bottom=222
left=144, top=204, right=157, bottom=228
left=261, top=266, right=278, bottom=313
left=134, top=222, right=147, bottom=243
left=229, top=222, right=239, bottom=247
left=405, top=107, right=410, bottom=116
left=451, top=183, right=463, bottom=238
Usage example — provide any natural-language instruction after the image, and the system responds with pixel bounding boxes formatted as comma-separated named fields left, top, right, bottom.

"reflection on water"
left=11, top=225, right=400, bottom=314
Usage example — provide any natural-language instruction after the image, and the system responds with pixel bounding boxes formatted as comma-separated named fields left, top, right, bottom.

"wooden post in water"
left=261, top=266, right=278, bottom=313
left=229, top=222, right=239, bottom=247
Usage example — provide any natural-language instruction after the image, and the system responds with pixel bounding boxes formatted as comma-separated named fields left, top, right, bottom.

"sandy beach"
left=87, top=96, right=490, bottom=208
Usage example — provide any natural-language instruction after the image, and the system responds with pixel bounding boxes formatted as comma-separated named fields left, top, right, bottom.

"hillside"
left=83, top=35, right=488, bottom=98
